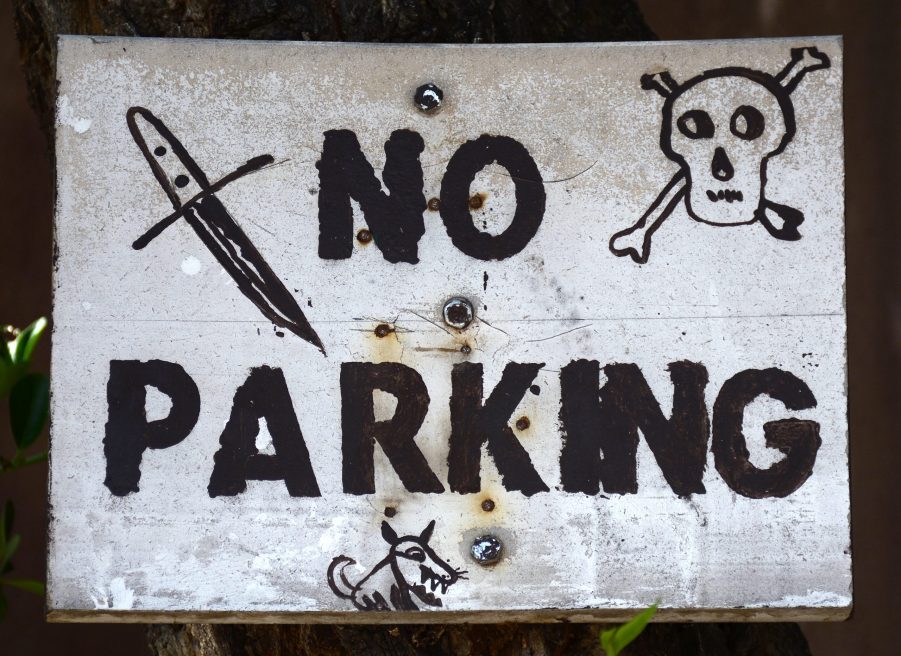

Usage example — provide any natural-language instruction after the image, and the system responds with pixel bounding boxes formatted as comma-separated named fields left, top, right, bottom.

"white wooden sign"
left=49, top=36, right=849, bottom=622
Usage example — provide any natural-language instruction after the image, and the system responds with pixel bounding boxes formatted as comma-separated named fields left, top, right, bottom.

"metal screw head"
left=374, top=323, right=392, bottom=338
left=443, top=297, right=474, bottom=330
left=515, top=416, right=530, bottom=431
left=471, top=535, right=503, bottom=565
left=356, top=228, right=372, bottom=244
left=427, top=197, right=441, bottom=211
left=414, top=83, right=443, bottom=113
left=481, top=499, right=495, bottom=512
left=460, top=344, right=472, bottom=355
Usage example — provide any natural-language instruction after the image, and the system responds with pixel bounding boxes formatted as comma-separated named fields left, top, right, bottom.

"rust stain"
left=364, top=321, right=403, bottom=363
left=469, top=192, right=486, bottom=210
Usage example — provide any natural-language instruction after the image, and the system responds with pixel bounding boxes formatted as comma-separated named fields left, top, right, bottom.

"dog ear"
left=381, top=521, right=399, bottom=545
left=419, top=519, right=436, bottom=544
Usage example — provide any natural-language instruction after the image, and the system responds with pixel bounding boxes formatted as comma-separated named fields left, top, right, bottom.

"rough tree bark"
left=13, top=1, right=812, bottom=654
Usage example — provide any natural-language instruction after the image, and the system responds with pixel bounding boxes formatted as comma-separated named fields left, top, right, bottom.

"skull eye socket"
left=730, top=105, right=765, bottom=140
left=676, top=109, right=714, bottom=139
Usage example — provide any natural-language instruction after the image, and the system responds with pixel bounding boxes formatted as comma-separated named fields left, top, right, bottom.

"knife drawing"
left=126, top=107, right=325, bottom=354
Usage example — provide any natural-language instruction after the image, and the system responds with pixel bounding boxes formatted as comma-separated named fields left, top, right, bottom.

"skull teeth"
left=706, top=189, right=744, bottom=203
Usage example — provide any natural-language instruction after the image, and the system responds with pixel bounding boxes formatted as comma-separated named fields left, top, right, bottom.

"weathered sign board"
left=49, top=36, right=850, bottom=622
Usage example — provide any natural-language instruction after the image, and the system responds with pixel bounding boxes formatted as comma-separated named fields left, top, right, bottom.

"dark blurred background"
left=0, top=1, right=897, bottom=654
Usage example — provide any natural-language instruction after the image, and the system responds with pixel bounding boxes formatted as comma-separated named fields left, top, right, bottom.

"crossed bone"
left=609, top=47, right=831, bottom=264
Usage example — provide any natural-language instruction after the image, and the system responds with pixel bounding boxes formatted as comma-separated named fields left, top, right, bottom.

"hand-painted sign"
left=49, top=36, right=849, bottom=622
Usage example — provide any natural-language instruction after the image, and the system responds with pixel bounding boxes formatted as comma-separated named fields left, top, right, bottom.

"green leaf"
left=0, top=501, right=12, bottom=571
left=600, top=604, right=658, bottom=656
left=10, top=373, right=50, bottom=449
left=0, top=317, right=46, bottom=399
left=1, top=533, right=19, bottom=574
left=12, top=317, right=47, bottom=367
left=0, top=578, right=44, bottom=595
left=0, top=332, right=11, bottom=367
left=1, top=500, right=12, bottom=541
left=0, top=360, right=24, bottom=400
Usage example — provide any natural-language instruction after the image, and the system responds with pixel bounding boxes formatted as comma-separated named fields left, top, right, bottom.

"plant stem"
left=0, top=450, right=47, bottom=473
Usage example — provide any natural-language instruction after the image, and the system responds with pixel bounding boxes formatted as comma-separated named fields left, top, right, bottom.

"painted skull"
left=662, top=71, right=795, bottom=225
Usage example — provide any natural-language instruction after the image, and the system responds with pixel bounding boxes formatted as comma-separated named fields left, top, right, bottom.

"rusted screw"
left=384, top=507, right=397, bottom=518
left=414, top=83, right=443, bottom=113
left=374, top=323, right=393, bottom=338
left=469, top=194, right=484, bottom=210
left=427, top=197, right=441, bottom=211
left=356, top=228, right=372, bottom=243
left=515, top=416, right=530, bottom=431
left=471, top=535, right=503, bottom=565
left=443, top=297, right=474, bottom=330
left=481, top=499, right=495, bottom=512
left=460, top=344, right=472, bottom=354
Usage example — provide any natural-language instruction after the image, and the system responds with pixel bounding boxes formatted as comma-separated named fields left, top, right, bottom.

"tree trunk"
left=12, top=1, right=811, bottom=654
left=145, top=622, right=812, bottom=656
left=12, top=0, right=654, bottom=141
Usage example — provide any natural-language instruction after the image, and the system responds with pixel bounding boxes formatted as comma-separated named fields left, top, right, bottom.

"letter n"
left=317, top=129, right=426, bottom=263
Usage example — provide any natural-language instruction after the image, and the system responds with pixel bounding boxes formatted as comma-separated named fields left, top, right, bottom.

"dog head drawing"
left=327, top=520, right=467, bottom=611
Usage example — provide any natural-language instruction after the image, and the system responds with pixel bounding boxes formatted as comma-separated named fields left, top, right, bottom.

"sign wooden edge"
left=47, top=605, right=851, bottom=624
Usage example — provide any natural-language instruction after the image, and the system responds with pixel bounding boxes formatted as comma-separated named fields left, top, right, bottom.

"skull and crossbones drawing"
left=609, top=47, right=831, bottom=264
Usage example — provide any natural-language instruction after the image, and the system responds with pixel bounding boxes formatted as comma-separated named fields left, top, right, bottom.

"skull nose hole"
left=712, top=147, right=734, bottom=181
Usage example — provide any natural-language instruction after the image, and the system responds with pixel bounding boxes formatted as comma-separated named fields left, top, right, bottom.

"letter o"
left=439, top=135, right=545, bottom=260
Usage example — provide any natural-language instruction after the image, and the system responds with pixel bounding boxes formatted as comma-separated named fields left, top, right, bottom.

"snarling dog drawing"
left=609, top=47, right=831, bottom=264
left=327, top=520, right=467, bottom=611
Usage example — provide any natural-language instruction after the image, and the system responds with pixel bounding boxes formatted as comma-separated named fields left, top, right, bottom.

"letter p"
left=104, top=360, right=200, bottom=496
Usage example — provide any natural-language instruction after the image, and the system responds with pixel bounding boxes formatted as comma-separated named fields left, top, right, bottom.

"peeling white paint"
left=318, top=517, right=349, bottom=554
left=747, top=590, right=852, bottom=608
left=252, top=554, right=273, bottom=571
left=57, top=94, right=92, bottom=134
left=91, top=577, right=135, bottom=610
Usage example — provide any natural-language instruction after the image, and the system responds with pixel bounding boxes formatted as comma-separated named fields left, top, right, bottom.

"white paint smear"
left=181, top=256, right=202, bottom=275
